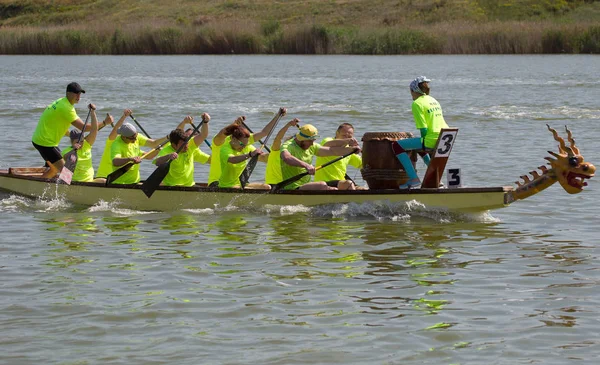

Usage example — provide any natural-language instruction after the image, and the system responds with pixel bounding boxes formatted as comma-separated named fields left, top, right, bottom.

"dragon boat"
left=0, top=125, right=594, bottom=213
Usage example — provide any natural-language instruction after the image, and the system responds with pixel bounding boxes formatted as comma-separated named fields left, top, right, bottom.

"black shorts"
left=32, top=141, right=62, bottom=164
left=325, top=180, right=340, bottom=188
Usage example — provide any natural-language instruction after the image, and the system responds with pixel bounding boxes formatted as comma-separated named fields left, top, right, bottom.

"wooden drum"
left=361, top=132, right=417, bottom=189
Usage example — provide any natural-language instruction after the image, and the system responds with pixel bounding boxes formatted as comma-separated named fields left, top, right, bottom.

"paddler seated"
left=95, top=109, right=130, bottom=182
left=62, top=104, right=99, bottom=183
left=109, top=122, right=169, bottom=184
left=152, top=114, right=210, bottom=187
left=280, top=124, right=360, bottom=191
left=314, top=122, right=362, bottom=190
left=218, top=124, right=269, bottom=189
left=207, top=108, right=286, bottom=187
left=391, top=76, right=449, bottom=189
left=264, top=118, right=300, bottom=186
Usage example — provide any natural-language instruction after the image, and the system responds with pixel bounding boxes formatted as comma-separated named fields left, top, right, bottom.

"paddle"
left=271, top=149, right=359, bottom=192
left=141, top=120, right=204, bottom=198
left=105, top=140, right=170, bottom=185
left=239, top=109, right=285, bottom=188
left=129, top=114, right=151, bottom=138
left=58, top=108, right=92, bottom=184
left=241, top=121, right=272, bottom=153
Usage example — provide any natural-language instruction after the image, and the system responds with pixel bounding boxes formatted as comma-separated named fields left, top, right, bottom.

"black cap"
left=66, top=82, right=85, bottom=94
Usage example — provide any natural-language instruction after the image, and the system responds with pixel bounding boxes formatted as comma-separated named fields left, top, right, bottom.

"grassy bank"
left=1, top=0, right=600, bottom=54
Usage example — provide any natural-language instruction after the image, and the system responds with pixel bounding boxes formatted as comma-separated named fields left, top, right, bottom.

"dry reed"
left=0, top=21, right=598, bottom=55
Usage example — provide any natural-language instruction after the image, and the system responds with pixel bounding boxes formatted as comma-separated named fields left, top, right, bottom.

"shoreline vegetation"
left=1, top=0, right=599, bottom=55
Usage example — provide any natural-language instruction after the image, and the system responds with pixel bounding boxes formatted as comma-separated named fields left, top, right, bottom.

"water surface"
left=0, top=55, right=599, bottom=365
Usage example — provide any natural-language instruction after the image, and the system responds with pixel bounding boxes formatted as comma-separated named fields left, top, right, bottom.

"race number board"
left=421, top=128, right=459, bottom=188
left=446, top=168, right=461, bottom=188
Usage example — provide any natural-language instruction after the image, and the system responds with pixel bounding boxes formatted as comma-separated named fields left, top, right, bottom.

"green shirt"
left=109, top=134, right=149, bottom=184
left=411, top=95, right=449, bottom=148
left=208, top=134, right=255, bottom=185
left=95, top=138, right=116, bottom=178
left=154, top=139, right=199, bottom=187
left=32, top=97, right=79, bottom=147
left=314, top=137, right=362, bottom=182
left=280, top=139, right=321, bottom=190
left=62, top=140, right=94, bottom=182
left=218, top=141, right=256, bottom=188
left=265, top=146, right=283, bottom=185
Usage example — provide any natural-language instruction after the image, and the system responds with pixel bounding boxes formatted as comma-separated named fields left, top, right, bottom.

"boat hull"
left=0, top=169, right=512, bottom=212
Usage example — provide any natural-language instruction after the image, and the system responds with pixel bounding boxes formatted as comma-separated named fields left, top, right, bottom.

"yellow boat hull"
left=0, top=168, right=512, bottom=213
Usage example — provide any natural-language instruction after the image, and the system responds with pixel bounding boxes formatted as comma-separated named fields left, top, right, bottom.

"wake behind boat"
left=0, top=125, right=594, bottom=213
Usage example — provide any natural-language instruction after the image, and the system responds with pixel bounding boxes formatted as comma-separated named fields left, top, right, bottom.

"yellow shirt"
left=208, top=134, right=255, bottom=185
left=95, top=138, right=116, bottom=178
left=63, top=140, right=94, bottom=182
left=154, top=139, right=199, bottom=187
left=109, top=134, right=148, bottom=184
left=314, top=137, right=362, bottom=182
left=32, top=97, right=78, bottom=147
left=193, top=149, right=210, bottom=165
left=264, top=149, right=283, bottom=185
left=218, top=142, right=256, bottom=188
left=412, top=95, right=449, bottom=149
left=280, top=139, right=321, bottom=190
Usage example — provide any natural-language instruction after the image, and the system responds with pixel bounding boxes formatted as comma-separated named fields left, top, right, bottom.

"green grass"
left=1, top=0, right=599, bottom=54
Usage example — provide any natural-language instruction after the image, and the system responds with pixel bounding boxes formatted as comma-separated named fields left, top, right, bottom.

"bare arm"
left=281, top=149, right=315, bottom=175
left=113, top=156, right=141, bottom=167
left=228, top=149, right=265, bottom=164
left=146, top=135, right=169, bottom=149
left=71, top=117, right=92, bottom=132
left=84, top=105, right=98, bottom=146
left=192, top=113, right=210, bottom=147
left=271, top=118, right=299, bottom=151
left=322, top=138, right=358, bottom=148
left=254, top=107, right=286, bottom=141
left=316, top=145, right=360, bottom=157
left=154, top=152, right=177, bottom=165
left=107, top=109, right=131, bottom=141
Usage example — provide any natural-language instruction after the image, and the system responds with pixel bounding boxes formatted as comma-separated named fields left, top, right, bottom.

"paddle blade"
left=141, top=162, right=171, bottom=198
left=57, top=167, right=73, bottom=185
left=105, top=163, right=134, bottom=185
left=63, top=150, right=78, bottom=172
left=239, top=155, right=259, bottom=188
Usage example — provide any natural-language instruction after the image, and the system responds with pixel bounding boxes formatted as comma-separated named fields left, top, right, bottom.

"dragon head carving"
left=509, top=125, right=595, bottom=203
left=545, top=124, right=595, bottom=194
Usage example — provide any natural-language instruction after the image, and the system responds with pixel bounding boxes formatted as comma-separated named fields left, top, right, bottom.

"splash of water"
left=88, top=200, right=157, bottom=216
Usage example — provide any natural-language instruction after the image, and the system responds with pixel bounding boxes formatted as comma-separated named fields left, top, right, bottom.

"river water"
left=0, top=55, right=599, bottom=364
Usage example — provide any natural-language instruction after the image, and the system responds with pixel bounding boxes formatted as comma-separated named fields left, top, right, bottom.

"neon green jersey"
left=218, top=141, right=256, bottom=188
left=95, top=138, right=116, bottom=178
left=193, top=149, right=210, bottom=165
left=109, top=134, right=148, bottom=184
left=208, top=134, right=255, bottom=185
left=280, top=139, right=321, bottom=190
left=154, top=139, right=199, bottom=187
left=314, top=137, right=362, bottom=182
left=264, top=148, right=282, bottom=185
left=32, top=97, right=79, bottom=147
left=411, top=95, right=449, bottom=149
left=63, top=140, right=94, bottom=182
